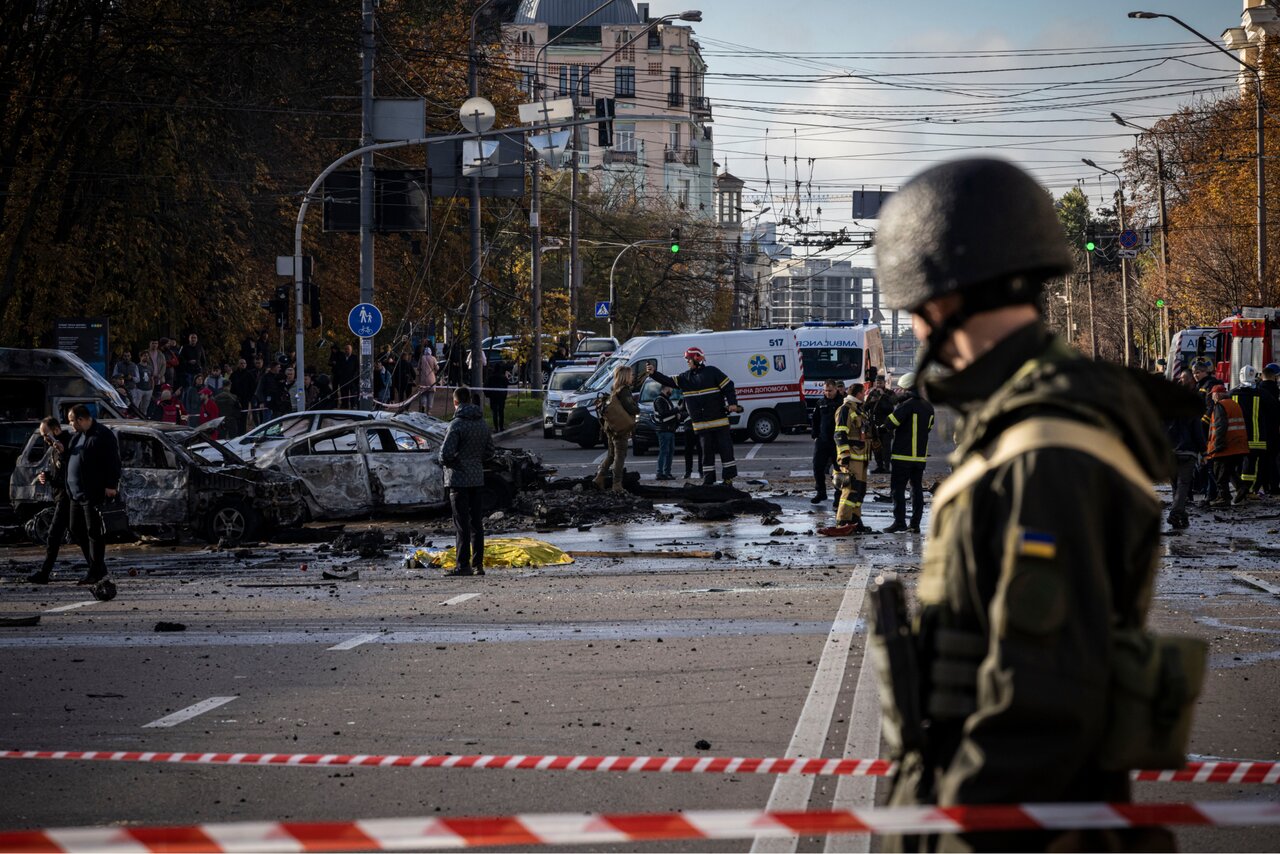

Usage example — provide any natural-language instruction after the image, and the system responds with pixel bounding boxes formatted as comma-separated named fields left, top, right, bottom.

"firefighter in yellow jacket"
left=818, top=383, right=873, bottom=536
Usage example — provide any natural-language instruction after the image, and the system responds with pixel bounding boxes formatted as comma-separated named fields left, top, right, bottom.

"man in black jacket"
left=1166, top=369, right=1206, bottom=528
left=646, top=347, right=743, bottom=486
left=26, top=415, right=73, bottom=583
left=866, top=376, right=895, bottom=473
left=333, top=343, right=359, bottom=409
left=64, top=404, right=121, bottom=585
left=652, top=385, right=680, bottom=480
left=810, top=379, right=840, bottom=504
left=177, top=332, right=206, bottom=392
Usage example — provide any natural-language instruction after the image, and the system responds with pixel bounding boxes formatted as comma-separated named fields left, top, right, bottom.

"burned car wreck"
left=247, top=419, right=546, bottom=520
left=9, top=419, right=307, bottom=545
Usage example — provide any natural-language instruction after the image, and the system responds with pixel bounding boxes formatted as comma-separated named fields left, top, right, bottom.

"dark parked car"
left=9, top=419, right=307, bottom=545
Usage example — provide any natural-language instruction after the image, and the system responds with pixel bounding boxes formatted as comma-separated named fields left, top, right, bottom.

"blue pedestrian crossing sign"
left=348, top=303, right=383, bottom=338
left=595, top=301, right=611, bottom=319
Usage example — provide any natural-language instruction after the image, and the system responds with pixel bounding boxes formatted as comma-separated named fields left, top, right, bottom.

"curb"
left=495, top=418, right=540, bottom=441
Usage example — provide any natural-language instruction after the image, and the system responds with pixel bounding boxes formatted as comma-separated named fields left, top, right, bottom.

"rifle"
left=869, top=572, right=926, bottom=755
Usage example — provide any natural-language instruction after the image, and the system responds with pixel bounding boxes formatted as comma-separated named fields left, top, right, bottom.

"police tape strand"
left=2, top=750, right=1277, bottom=783
left=3, top=801, right=1280, bottom=852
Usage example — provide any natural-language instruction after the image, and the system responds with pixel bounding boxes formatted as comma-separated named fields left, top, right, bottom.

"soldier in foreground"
left=870, top=158, right=1204, bottom=852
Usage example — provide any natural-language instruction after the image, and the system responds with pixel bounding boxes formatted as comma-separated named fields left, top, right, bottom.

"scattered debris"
left=0, top=615, right=40, bottom=628
left=330, top=530, right=391, bottom=558
left=321, top=570, right=360, bottom=582
left=680, top=498, right=782, bottom=521
left=1233, top=572, right=1280, bottom=596
left=153, top=621, right=186, bottom=632
left=695, top=739, right=712, bottom=750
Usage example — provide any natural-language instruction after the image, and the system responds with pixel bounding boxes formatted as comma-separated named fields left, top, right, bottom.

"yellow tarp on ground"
left=414, top=537, right=575, bottom=570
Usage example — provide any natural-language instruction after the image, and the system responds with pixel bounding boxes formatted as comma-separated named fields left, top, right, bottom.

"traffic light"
left=594, top=97, right=615, bottom=148
left=670, top=227, right=681, bottom=254
left=271, top=283, right=290, bottom=330
left=1085, top=239, right=1096, bottom=252
left=1156, top=298, right=1166, bottom=308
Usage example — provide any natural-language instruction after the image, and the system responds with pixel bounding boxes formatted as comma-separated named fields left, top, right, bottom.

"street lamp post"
left=607, top=239, right=667, bottom=339
left=467, top=0, right=495, bottom=390
left=1113, top=112, right=1172, bottom=353
left=1130, top=11, right=1265, bottom=303
left=566, top=11, right=702, bottom=343
left=528, top=0, right=615, bottom=393
left=1083, top=158, right=1133, bottom=366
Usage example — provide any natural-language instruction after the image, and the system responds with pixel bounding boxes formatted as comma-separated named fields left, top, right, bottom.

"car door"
left=117, top=431, right=189, bottom=525
left=364, top=425, right=445, bottom=509
left=282, top=426, right=372, bottom=518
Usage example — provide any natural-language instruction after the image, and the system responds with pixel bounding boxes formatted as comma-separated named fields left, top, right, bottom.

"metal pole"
left=358, top=0, right=375, bottom=410
left=1116, top=188, right=1131, bottom=367
left=468, top=0, right=495, bottom=390
left=569, top=124, right=581, bottom=346
left=1156, top=145, right=1171, bottom=351
left=1257, top=79, right=1267, bottom=303
left=608, top=239, right=663, bottom=340
left=1086, top=245, right=1098, bottom=361
left=530, top=156, right=543, bottom=392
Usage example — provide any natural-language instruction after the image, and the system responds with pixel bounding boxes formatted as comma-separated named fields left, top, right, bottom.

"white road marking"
left=751, top=562, right=871, bottom=854
left=591, top=451, right=607, bottom=465
left=746, top=442, right=765, bottom=460
left=825, top=644, right=883, bottom=853
left=327, top=633, right=381, bottom=651
left=1234, top=572, right=1280, bottom=596
left=44, top=601, right=98, bottom=613
left=142, top=696, right=237, bottom=728
left=790, top=469, right=812, bottom=478
left=440, top=593, right=481, bottom=607
left=736, top=471, right=765, bottom=479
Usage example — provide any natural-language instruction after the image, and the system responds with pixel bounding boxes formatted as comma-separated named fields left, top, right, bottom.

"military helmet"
left=876, top=158, right=1073, bottom=311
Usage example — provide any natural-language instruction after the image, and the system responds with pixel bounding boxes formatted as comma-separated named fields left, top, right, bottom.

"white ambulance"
left=551, top=329, right=807, bottom=447
left=794, top=321, right=886, bottom=402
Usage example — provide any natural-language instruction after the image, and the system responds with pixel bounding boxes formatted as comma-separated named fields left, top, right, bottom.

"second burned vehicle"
left=247, top=419, right=546, bottom=520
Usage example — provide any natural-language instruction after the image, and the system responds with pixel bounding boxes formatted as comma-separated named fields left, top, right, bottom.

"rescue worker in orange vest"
left=818, top=382, right=873, bottom=536
left=1207, top=384, right=1250, bottom=506
left=1232, top=365, right=1268, bottom=494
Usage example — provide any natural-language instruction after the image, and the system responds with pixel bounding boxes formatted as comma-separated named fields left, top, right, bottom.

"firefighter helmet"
left=876, top=158, right=1073, bottom=312
left=684, top=347, right=705, bottom=363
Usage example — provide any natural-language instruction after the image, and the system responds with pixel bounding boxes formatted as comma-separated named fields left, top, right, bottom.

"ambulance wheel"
left=748, top=411, right=780, bottom=443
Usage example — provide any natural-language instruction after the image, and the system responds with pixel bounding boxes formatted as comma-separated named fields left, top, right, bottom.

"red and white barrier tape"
left=2, top=750, right=1277, bottom=784
left=3, top=802, right=1279, bottom=852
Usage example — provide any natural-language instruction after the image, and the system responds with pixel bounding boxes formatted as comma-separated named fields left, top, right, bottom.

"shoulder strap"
left=932, top=417, right=1157, bottom=512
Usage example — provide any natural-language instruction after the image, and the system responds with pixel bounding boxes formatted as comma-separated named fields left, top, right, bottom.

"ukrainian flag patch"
left=1017, top=528, right=1057, bottom=560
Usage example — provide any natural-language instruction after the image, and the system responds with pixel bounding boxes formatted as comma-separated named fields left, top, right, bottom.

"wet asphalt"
left=0, top=430, right=1277, bottom=852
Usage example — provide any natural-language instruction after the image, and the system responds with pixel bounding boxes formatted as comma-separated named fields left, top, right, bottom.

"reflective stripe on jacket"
left=650, top=365, right=737, bottom=433
left=1231, top=388, right=1267, bottom=450
left=887, top=393, right=935, bottom=462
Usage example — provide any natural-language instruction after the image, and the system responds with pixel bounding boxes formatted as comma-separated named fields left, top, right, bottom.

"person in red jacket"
left=1206, top=384, right=1249, bottom=506
left=157, top=389, right=187, bottom=425
left=198, top=387, right=220, bottom=439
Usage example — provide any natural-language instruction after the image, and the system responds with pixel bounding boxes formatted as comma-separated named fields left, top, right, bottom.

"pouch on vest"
left=1099, top=628, right=1207, bottom=771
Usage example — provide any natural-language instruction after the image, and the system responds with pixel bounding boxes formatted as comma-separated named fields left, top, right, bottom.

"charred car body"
left=9, top=420, right=307, bottom=545
left=247, top=419, right=546, bottom=520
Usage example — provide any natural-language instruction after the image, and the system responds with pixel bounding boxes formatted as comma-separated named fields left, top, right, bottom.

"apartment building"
left=503, top=0, right=716, bottom=211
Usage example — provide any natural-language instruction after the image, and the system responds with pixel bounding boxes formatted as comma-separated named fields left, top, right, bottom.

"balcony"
left=604, top=149, right=638, bottom=166
left=664, top=147, right=699, bottom=167
left=690, top=95, right=711, bottom=116
left=667, top=91, right=685, bottom=108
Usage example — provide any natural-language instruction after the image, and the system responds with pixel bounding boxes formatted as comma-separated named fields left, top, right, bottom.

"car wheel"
left=205, top=499, right=258, bottom=546
left=24, top=507, right=66, bottom=546
left=479, top=476, right=514, bottom=514
left=748, top=410, right=781, bottom=443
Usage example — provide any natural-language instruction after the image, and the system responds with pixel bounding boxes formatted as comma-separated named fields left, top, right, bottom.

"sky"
left=644, top=0, right=1246, bottom=260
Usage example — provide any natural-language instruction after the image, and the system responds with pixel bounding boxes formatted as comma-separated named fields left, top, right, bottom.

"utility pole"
left=1086, top=245, right=1098, bottom=361
left=1155, top=145, right=1171, bottom=350
left=468, top=0, right=494, bottom=390
left=530, top=151, right=543, bottom=392
left=1116, top=188, right=1132, bottom=367
left=358, top=0, right=376, bottom=409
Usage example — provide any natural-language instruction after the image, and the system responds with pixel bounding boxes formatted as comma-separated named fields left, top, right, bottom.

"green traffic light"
left=671, top=243, right=680, bottom=254
left=1156, top=298, right=1166, bottom=307
left=1085, top=240, right=1096, bottom=252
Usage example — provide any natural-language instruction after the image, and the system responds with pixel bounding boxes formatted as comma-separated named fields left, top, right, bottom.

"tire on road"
left=748, top=410, right=781, bottom=444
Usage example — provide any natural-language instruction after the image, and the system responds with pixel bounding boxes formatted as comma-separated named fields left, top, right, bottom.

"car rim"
left=214, top=508, right=246, bottom=540
left=754, top=418, right=775, bottom=440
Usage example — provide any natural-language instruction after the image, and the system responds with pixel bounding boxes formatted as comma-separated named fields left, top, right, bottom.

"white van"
left=794, top=322, right=886, bottom=402
left=552, top=330, right=807, bottom=447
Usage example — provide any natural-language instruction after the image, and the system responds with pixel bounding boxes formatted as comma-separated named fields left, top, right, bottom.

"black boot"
left=810, top=494, right=827, bottom=505
left=26, top=569, right=51, bottom=584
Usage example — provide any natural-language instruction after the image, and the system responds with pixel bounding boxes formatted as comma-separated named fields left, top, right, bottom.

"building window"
left=516, top=65, right=535, bottom=98
left=669, top=122, right=680, bottom=149
left=679, top=179, right=691, bottom=209
left=669, top=67, right=681, bottom=93
left=614, top=122, right=636, bottom=152
left=648, top=28, right=661, bottom=49
left=558, top=65, right=568, bottom=95
left=559, top=65, right=589, bottom=97
left=648, top=62, right=662, bottom=76
left=615, top=65, right=635, bottom=97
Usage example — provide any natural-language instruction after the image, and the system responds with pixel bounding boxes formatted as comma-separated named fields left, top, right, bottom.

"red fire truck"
left=1212, top=306, right=1280, bottom=385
